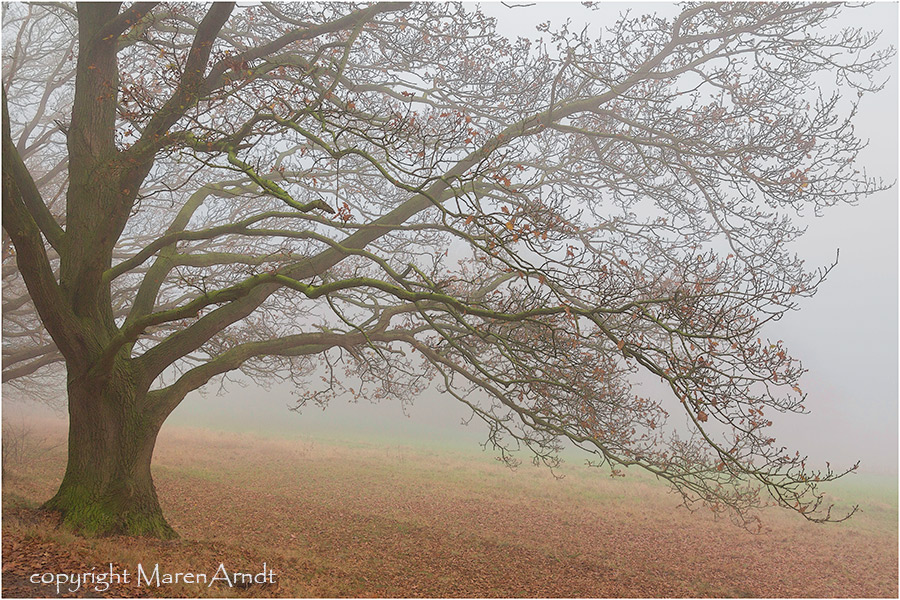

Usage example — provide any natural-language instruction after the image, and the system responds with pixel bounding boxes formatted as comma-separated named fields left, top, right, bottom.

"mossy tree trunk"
left=44, top=358, right=175, bottom=538
left=2, top=2, right=241, bottom=539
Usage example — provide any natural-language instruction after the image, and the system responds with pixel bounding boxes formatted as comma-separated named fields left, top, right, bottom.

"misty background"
left=4, top=2, right=898, bottom=477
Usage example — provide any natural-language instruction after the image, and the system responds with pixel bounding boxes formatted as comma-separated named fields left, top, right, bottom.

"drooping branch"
left=145, top=304, right=418, bottom=418
left=1, top=351, right=64, bottom=382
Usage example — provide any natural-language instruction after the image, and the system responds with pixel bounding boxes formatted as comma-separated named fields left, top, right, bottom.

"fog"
left=166, top=2, right=897, bottom=477
left=3, top=2, right=898, bottom=480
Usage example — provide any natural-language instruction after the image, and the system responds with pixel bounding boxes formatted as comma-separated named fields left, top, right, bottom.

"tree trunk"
left=43, top=364, right=176, bottom=538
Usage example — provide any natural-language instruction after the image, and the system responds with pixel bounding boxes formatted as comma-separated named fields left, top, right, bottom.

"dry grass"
left=2, top=420, right=897, bottom=597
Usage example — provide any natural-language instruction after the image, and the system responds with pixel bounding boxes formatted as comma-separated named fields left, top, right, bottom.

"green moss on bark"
left=44, top=481, right=176, bottom=539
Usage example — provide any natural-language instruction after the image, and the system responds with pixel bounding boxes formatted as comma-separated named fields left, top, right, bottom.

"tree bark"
left=43, top=360, right=175, bottom=538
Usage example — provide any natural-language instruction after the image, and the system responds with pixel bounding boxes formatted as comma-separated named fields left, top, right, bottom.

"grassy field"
left=2, top=419, right=897, bottom=597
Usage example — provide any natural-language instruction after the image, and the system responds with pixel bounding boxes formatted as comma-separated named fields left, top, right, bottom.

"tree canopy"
left=2, top=2, right=893, bottom=536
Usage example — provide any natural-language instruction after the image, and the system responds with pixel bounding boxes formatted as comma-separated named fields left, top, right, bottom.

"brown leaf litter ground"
left=3, top=423, right=897, bottom=597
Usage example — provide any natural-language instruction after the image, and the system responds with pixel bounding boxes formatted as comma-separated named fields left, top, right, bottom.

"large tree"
left=1, top=2, right=892, bottom=537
